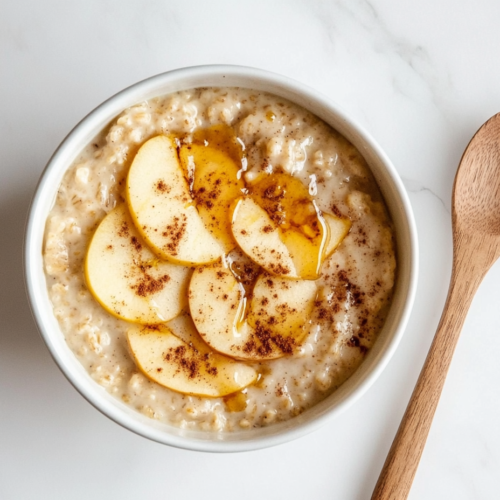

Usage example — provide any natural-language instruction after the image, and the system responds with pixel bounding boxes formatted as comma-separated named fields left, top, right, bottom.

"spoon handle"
left=371, top=240, right=488, bottom=500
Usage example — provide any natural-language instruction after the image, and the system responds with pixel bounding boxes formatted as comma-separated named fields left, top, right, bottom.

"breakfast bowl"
left=24, top=65, right=418, bottom=452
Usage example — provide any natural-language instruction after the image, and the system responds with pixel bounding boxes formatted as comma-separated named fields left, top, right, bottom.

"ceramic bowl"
left=24, top=65, right=418, bottom=452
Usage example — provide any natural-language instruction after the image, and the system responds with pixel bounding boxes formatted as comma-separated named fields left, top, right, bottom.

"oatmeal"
left=43, top=88, right=396, bottom=432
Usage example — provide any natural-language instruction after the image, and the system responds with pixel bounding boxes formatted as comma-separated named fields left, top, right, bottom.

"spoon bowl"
left=454, top=113, right=500, bottom=235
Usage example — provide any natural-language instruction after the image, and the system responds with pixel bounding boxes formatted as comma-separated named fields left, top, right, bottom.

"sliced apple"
left=246, top=274, right=317, bottom=340
left=250, top=173, right=328, bottom=279
left=188, top=260, right=245, bottom=352
left=232, top=172, right=329, bottom=279
left=231, top=197, right=298, bottom=278
left=189, top=260, right=317, bottom=360
left=250, top=173, right=319, bottom=230
left=127, top=318, right=257, bottom=397
left=280, top=229, right=326, bottom=280
left=323, top=212, right=351, bottom=258
left=126, top=135, right=223, bottom=265
left=232, top=172, right=351, bottom=278
left=85, top=204, right=191, bottom=324
left=179, top=143, right=245, bottom=253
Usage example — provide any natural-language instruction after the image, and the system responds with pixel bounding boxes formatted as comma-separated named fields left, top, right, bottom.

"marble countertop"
left=2, top=1, right=500, bottom=498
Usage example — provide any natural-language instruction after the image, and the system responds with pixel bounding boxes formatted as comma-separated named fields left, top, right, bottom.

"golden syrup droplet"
left=224, top=390, right=248, bottom=412
left=253, top=366, right=272, bottom=389
left=226, top=248, right=261, bottom=295
left=266, top=110, right=276, bottom=122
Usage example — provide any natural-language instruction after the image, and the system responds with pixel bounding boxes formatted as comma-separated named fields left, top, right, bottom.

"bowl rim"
left=24, top=64, right=418, bottom=452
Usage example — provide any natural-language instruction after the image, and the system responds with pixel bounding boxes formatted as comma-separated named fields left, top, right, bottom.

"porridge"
left=43, top=87, right=396, bottom=432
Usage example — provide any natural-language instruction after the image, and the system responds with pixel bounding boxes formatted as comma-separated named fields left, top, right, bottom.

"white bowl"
left=24, top=65, right=418, bottom=452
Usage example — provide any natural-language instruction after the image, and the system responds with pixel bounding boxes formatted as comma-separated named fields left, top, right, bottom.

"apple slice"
left=249, top=173, right=320, bottom=229
left=280, top=229, right=326, bottom=280
left=127, top=318, right=257, bottom=397
left=249, top=173, right=328, bottom=279
left=188, top=260, right=245, bottom=353
left=126, top=135, right=223, bottom=265
left=280, top=212, right=351, bottom=276
left=323, top=212, right=351, bottom=258
left=189, top=260, right=317, bottom=360
left=231, top=197, right=298, bottom=278
left=232, top=172, right=351, bottom=278
left=247, top=273, right=317, bottom=341
left=232, top=172, right=331, bottom=279
left=85, top=204, right=191, bottom=324
left=179, top=143, right=245, bottom=253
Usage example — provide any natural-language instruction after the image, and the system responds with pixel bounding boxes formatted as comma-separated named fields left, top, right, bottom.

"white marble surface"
left=2, top=0, right=500, bottom=498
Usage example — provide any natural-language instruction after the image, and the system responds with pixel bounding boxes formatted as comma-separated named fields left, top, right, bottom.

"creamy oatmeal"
left=44, top=87, right=396, bottom=432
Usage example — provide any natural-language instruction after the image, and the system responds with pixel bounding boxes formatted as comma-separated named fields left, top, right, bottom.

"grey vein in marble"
left=403, top=177, right=450, bottom=214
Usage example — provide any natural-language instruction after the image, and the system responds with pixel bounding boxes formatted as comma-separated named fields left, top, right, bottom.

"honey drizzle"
left=248, top=173, right=330, bottom=279
left=223, top=389, right=248, bottom=412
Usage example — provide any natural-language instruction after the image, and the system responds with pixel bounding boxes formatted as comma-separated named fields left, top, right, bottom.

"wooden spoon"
left=372, top=113, right=500, bottom=500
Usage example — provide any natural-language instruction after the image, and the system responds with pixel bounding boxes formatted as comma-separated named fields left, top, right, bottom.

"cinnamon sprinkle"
left=131, top=271, right=170, bottom=297
left=330, top=204, right=343, bottom=218
left=118, top=221, right=129, bottom=237
left=242, top=321, right=296, bottom=356
left=193, top=173, right=223, bottom=211
left=163, top=344, right=218, bottom=378
left=347, top=335, right=368, bottom=354
left=130, top=236, right=142, bottom=252
left=268, top=262, right=290, bottom=275
left=155, top=179, right=171, bottom=193
left=162, top=214, right=187, bottom=255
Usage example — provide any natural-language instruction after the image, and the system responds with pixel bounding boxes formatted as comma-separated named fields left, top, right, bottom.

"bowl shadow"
left=0, top=183, right=60, bottom=388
